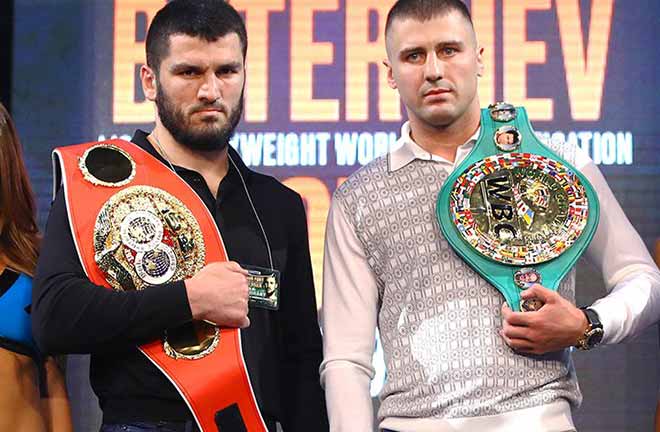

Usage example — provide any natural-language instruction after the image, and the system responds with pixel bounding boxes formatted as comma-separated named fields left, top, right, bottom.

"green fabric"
left=436, top=107, right=600, bottom=311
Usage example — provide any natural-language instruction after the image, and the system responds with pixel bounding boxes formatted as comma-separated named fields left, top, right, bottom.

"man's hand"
left=185, top=261, right=250, bottom=328
left=500, top=284, right=588, bottom=355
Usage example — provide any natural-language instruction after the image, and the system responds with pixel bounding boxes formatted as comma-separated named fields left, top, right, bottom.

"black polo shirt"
left=32, top=130, right=328, bottom=431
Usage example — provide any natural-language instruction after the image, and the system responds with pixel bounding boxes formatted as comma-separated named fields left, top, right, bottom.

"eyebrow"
left=169, top=62, right=202, bottom=73
left=399, top=46, right=423, bottom=58
left=169, top=61, right=243, bottom=73
left=216, top=61, right=243, bottom=71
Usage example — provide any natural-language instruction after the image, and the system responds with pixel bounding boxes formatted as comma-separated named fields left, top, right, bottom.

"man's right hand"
left=185, top=261, right=250, bottom=328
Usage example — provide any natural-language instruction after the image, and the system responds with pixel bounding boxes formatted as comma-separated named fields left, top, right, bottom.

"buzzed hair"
left=385, top=0, right=473, bottom=37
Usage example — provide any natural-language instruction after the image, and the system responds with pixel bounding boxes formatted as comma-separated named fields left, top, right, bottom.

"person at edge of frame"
left=0, top=102, right=73, bottom=432
left=31, top=1, right=328, bottom=431
left=320, top=0, right=660, bottom=431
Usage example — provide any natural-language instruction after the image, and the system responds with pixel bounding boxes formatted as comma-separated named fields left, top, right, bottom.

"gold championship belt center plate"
left=449, top=153, right=590, bottom=265
left=93, top=185, right=218, bottom=360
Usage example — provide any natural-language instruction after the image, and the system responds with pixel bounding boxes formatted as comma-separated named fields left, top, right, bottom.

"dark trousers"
left=100, top=421, right=199, bottom=432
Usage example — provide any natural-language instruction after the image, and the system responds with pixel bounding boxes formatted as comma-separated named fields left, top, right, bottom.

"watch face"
left=587, top=328, right=604, bottom=348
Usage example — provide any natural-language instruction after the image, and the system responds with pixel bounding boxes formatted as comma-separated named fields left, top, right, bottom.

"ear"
left=140, top=65, right=158, bottom=101
left=476, top=46, right=485, bottom=77
left=383, top=59, right=397, bottom=90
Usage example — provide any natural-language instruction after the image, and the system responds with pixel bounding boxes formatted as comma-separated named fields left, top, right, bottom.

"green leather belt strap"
left=436, top=105, right=600, bottom=311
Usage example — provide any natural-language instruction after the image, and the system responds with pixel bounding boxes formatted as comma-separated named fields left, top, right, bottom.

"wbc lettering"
left=483, top=174, right=518, bottom=240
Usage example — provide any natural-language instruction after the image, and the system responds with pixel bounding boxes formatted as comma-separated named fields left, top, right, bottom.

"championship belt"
left=53, top=140, right=267, bottom=432
left=436, top=104, right=600, bottom=312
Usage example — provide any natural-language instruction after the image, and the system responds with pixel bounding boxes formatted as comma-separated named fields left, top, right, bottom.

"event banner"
left=12, top=0, right=660, bottom=309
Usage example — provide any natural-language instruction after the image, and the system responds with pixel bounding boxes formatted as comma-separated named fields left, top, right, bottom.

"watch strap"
left=581, top=307, right=603, bottom=330
left=576, top=307, right=604, bottom=350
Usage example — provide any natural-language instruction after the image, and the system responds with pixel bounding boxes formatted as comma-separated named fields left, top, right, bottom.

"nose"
left=424, top=53, right=443, bottom=82
left=198, top=72, right=222, bottom=103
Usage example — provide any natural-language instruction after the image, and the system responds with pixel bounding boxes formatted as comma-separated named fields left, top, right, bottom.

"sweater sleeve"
left=576, top=156, right=660, bottom=344
left=320, top=197, right=378, bottom=432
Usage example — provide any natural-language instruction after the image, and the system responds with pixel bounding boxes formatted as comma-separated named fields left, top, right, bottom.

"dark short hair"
left=146, top=0, right=247, bottom=74
left=385, top=0, right=473, bottom=37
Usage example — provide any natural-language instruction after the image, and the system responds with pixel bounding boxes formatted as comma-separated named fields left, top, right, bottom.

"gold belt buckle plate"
left=93, top=185, right=218, bottom=359
left=449, top=153, right=590, bottom=265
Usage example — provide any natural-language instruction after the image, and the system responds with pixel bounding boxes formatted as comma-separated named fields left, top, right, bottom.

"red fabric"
left=55, top=139, right=266, bottom=432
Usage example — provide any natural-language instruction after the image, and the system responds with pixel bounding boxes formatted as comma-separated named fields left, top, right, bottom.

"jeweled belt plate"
left=437, top=104, right=600, bottom=311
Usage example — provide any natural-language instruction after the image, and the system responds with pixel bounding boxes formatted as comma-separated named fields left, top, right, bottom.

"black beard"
left=155, top=86, right=243, bottom=153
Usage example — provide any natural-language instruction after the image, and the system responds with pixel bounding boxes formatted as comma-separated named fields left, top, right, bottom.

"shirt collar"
left=388, top=122, right=480, bottom=172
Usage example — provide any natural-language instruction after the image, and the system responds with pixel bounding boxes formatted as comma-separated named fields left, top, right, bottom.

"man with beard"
left=32, top=1, right=328, bottom=431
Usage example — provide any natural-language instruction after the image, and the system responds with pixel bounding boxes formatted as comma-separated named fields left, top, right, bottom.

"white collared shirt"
left=388, top=122, right=479, bottom=172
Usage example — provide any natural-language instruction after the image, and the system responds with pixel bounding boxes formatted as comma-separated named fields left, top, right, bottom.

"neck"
left=408, top=103, right=481, bottom=162
left=149, top=122, right=230, bottom=195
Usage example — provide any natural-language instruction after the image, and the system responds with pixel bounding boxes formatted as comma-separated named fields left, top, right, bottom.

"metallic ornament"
left=163, top=322, right=220, bottom=360
left=494, top=125, right=522, bottom=152
left=520, top=298, right=544, bottom=312
left=93, top=185, right=213, bottom=359
left=513, top=267, right=542, bottom=289
left=94, top=186, right=205, bottom=290
left=488, top=102, right=517, bottom=122
left=134, top=243, right=177, bottom=285
left=79, top=144, right=136, bottom=187
left=448, top=153, right=590, bottom=265
left=120, top=210, right=164, bottom=253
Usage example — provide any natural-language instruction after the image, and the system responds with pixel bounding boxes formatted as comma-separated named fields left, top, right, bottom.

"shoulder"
left=334, top=155, right=389, bottom=201
left=248, top=170, right=302, bottom=204
left=539, top=134, right=592, bottom=169
left=246, top=171, right=307, bottom=227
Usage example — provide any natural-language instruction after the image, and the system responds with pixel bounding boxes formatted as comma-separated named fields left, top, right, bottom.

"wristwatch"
left=575, top=307, right=604, bottom=350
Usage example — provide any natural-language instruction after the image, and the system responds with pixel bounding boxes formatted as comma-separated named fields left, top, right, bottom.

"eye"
left=180, top=69, right=200, bottom=77
left=217, top=66, right=238, bottom=76
left=406, top=52, right=425, bottom=63
left=441, top=47, right=458, bottom=56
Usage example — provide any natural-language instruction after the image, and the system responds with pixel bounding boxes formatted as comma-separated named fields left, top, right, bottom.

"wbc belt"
left=53, top=140, right=267, bottom=432
left=437, top=104, right=600, bottom=312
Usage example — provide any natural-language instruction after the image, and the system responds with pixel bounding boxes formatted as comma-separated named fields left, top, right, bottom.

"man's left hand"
left=500, top=284, right=588, bottom=355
